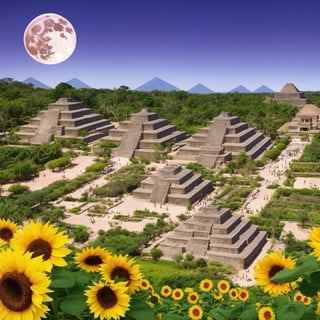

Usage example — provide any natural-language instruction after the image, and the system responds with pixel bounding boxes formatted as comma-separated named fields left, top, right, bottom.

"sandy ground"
left=230, top=137, right=315, bottom=286
left=4, top=137, right=318, bottom=286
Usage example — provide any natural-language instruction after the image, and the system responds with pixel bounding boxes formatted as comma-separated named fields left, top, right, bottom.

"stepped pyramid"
left=133, top=164, right=213, bottom=205
left=17, top=98, right=114, bottom=145
left=274, top=83, right=310, bottom=109
left=159, top=205, right=267, bottom=269
left=103, top=108, right=187, bottom=160
left=175, top=111, right=272, bottom=168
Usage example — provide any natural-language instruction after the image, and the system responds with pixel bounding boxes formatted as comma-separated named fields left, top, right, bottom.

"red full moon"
left=24, top=13, right=77, bottom=64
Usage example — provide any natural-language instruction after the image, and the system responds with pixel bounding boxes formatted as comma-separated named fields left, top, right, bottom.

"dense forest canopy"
left=1, top=79, right=315, bottom=139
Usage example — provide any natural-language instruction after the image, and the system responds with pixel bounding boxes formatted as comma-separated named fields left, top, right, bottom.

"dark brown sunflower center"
left=192, top=308, right=200, bottom=316
left=0, top=271, right=32, bottom=311
left=269, top=265, right=284, bottom=278
left=84, top=255, right=103, bottom=266
left=26, top=238, right=52, bottom=260
left=97, top=286, right=117, bottom=309
left=0, top=227, right=13, bottom=241
left=111, top=267, right=130, bottom=282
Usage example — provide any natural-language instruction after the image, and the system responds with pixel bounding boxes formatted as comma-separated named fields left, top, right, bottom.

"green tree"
left=150, top=248, right=163, bottom=261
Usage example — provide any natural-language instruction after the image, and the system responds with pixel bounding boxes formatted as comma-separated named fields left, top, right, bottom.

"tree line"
left=0, top=79, right=309, bottom=139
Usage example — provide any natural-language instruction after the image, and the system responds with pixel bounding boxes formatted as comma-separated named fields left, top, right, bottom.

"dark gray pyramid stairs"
left=175, top=111, right=272, bottom=168
left=133, top=164, right=213, bottom=205
left=17, top=98, right=115, bottom=145
left=159, top=205, right=267, bottom=269
left=101, top=108, right=187, bottom=160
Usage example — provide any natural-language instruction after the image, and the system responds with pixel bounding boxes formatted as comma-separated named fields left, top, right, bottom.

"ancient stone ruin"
left=17, top=98, right=114, bottom=145
left=159, top=205, right=267, bottom=269
left=102, top=108, right=187, bottom=160
left=279, top=104, right=320, bottom=133
left=274, top=83, right=310, bottom=109
left=133, top=164, right=213, bottom=205
left=175, top=111, right=272, bottom=168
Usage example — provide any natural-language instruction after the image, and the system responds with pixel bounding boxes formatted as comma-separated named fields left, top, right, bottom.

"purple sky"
left=1, top=0, right=320, bottom=91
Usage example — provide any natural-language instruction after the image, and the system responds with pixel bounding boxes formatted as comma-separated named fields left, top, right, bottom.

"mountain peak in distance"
left=66, top=78, right=91, bottom=89
left=254, top=85, right=274, bottom=93
left=188, top=83, right=214, bottom=94
left=230, top=85, right=251, bottom=93
left=23, top=77, right=51, bottom=89
left=135, top=77, right=180, bottom=92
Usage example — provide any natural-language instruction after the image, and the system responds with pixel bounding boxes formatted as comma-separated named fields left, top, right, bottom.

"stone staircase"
left=133, top=164, right=213, bottom=205
left=30, top=110, right=60, bottom=145
left=102, top=108, right=187, bottom=160
left=17, top=98, right=115, bottom=144
left=159, top=205, right=267, bottom=269
left=113, top=123, right=142, bottom=158
left=175, top=111, right=272, bottom=168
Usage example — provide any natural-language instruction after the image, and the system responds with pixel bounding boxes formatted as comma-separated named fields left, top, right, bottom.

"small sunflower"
left=172, top=288, right=184, bottom=301
left=187, top=291, right=199, bottom=304
left=140, top=279, right=151, bottom=291
left=302, top=295, right=312, bottom=305
left=254, top=251, right=296, bottom=296
left=10, top=221, right=70, bottom=270
left=0, top=249, right=52, bottom=320
left=309, top=227, right=320, bottom=260
left=160, top=285, right=172, bottom=297
left=85, top=281, right=130, bottom=320
left=75, top=246, right=111, bottom=272
left=316, top=302, right=320, bottom=315
left=294, top=291, right=303, bottom=302
left=0, top=218, right=18, bottom=246
left=229, top=288, right=238, bottom=300
left=188, top=305, right=203, bottom=320
left=213, top=290, right=223, bottom=300
left=258, top=306, right=275, bottom=320
left=238, top=288, right=249, bottom=301
left=217, top=279, right=230, bottom=294
left=100, top=254, right=142, bottom=295
left=199, top=278, right=213, bottom=292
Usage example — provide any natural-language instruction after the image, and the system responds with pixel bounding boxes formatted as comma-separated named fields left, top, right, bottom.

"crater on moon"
left=24, top=13, right=77, bottom=64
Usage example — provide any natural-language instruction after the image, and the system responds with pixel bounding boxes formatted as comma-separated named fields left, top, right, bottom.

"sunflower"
left=217, top=279, right=230, bottom=294
left=140, top=279, right=151, bottom=291
left=254, top=251, right=296, bottom=296
left=160, top=285, right=172, bottom=297
left=302, top=295, right=312, bottom=305
left=0, top=249, right=52, bottom=320
left=75, top=247, right=111, bottom=272
left=316, top=302, right=320, bottom=315
left=10, top=221, right=70, bottom=270
left=213, top=290, right=223, bottom=300
left=229, top=288, right=238, bottom=300
left=187, top=291, right=199, bottom=304
left=309, top=227, right=320, bottom=260
left=258, top=306, right=275, bottom=320
left=188, top=305, right=203, bottom=320
left=172, top=288, right=184, bottom=301
left=85, top=280, right=130, bottom=320
left=293, top=291, right=303, bottom=302
left=0, top=218, right=18, bottom=246
left=199, top=278, right=213, bottom=292
left=238, top=288, right=249, bottom=301
left=100, top=254, right=142, bottom=295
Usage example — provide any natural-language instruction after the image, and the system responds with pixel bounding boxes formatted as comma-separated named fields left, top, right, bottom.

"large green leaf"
left=73, top=269, right=94, bottom=285
left=299, top=278, right=320, bottom=297
left=271, top=257, right=319, bottom=283
left=161, top=314, right=185, bottom=320
left=50, top=269, right=76, bottom=288
left=276, top=301, right=306, bottom=320
left=239, top=304, right=258, bottom=320
left=59, top=293, right=87, bottom=316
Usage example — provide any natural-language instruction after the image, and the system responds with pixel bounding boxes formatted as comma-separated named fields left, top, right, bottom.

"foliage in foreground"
left=1, top=218, right=320, bottom=319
